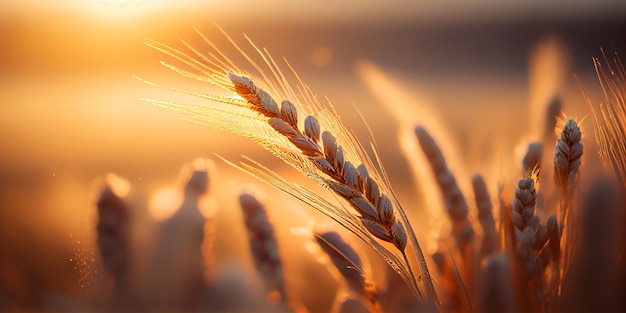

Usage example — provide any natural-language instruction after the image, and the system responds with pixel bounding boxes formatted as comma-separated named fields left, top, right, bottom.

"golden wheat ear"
left=143, top=28, right=440, bottom=306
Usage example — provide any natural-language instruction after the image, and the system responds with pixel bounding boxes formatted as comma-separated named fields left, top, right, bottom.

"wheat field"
left=1, top=2, right=626, bottom=313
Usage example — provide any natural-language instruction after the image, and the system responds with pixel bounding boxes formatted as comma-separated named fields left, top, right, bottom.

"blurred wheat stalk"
left=80, top=30, right=626, bottom=313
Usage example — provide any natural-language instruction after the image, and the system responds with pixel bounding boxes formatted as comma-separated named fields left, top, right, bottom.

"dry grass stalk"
left=414, top=126, right=474, bottom=302
left=238, top=192, right=289, bottom=309
left=476, top=254, right=517, bottom=313
left=142, top=29, right=438, bottom=304
left=314, top=231, right=380, bottom=313
left=471, top=174, right=499, bottom=259
left=584, top=50, right=626, bottom=188
left=95, top=174, right=131, bottom=306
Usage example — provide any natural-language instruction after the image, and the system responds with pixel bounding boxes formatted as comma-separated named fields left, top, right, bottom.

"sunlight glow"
left=92, top=0, right=155, bottom=8
left=149, top=187, right=182, bottom=221
left=105, top=173, right=131, bottom=197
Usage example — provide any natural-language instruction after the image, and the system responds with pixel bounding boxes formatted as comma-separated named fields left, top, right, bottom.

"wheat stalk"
left=141, top=28, right=438, bottom=305
left=476, top=254, right=517, bottom=313
left=560, top=177, right=624, bottom=312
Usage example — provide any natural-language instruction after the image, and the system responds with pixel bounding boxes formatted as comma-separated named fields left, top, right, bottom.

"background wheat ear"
left=471, top=174, right=499, bottom=260
left=414, top=126, right=474, bottom=310
left=238, top=191, right=292, bottom=311
left=314, top=231, right=380, bottom=313
left=95, top=173, right=132, bottom=309
left=522, top=143, right=543, bottom=176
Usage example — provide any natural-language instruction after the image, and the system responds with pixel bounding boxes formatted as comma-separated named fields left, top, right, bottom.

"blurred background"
left=1, top=0, right=625, bottom=311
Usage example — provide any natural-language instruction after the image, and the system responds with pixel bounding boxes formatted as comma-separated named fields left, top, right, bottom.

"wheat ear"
left=511, top=175, right=540, bottom=268
left=414, top=126, right=474, bottom=301
left=225, top=73, right=428, bottom=296
left=415, top=126, right=474, bottom=250
left=553, top=117, right=583, bottom=228
left=238, top=192, right=290, bottom=309
left=95, top=174, right=131, bottom=306
left=471, top=174, right=499, bottom=259
left=315, top=231, right=380, bottom=313
left=511, top=174, right=542, bottom=311
left=142, top=30, right=438, bottom=304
